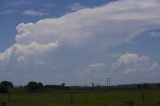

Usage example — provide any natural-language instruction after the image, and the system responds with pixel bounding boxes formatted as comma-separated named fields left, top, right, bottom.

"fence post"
left=8, top=92, right=11, bottom=103
left=2, top=102, right=6, bottom=106
left=140, top=89, right=144, bottom=102
left=70, top=90, right=73, bottom=104
left=0, top=102, right=6, bottom=106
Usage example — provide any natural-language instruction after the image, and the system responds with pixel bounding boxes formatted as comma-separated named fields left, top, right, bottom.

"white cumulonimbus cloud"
left=112, top=53, right=160, bottom=84
left=112, top=53, right=160, bottom=74
left=0, top=0, right=160, bottom=84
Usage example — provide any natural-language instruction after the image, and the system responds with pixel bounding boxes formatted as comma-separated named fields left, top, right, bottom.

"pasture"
left=0, top=88, right=160, bottom=106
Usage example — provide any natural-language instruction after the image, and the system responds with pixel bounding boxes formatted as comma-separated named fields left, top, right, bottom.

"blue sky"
left=0, top=0, right=160, bottom=86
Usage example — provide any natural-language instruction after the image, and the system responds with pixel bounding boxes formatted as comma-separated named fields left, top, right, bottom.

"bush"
left=142, top=83, right=149, bottom=88
left=0, top=84, right=8, bottom=93
left=158, top=83, right=160, bottom=88
left=26, top=81, right=43, bottom=92
left=1, top=81, right=14, bottom=88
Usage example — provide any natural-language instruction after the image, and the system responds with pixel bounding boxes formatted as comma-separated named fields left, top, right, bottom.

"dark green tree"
left=137, top=84, right=141, bottom=89
left=61, top=83, right=65, bottom=88
left=1, top=81, right=14, bottom=88
left=26, top=81, right=43, bottom=92
left=38, top=82, right=43, bottom=88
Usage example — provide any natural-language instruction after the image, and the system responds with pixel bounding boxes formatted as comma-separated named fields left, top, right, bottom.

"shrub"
left=142, top=83, right=149, bottom=88
left=0, top=84, right=8, bottom=93
left=26, top=81, right=43, bottom=92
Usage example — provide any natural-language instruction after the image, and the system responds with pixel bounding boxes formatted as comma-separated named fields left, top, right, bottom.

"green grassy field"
left=0, top=88, right=160, bottom=106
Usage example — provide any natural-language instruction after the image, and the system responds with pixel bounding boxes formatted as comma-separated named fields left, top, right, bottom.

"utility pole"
left=106, top=77, right=111, bottom=86
left=92, top=82, right=94, bottom=88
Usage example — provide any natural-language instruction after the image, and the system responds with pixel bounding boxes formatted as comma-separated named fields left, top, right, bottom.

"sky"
left=0, top=0, right=160, bottom=86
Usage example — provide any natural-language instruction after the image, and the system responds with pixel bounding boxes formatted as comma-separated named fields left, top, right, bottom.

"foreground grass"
left=0, top=88, right=160, bottom=106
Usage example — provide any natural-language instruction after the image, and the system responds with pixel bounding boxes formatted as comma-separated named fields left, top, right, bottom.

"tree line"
left=0, top=81, right=69, bottom=93
left=0, top=81, right=160, bottom=93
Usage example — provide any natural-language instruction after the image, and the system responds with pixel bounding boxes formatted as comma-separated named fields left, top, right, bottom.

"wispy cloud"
left=43, top=3, right=55, bottom=8
left=149, top=32, right=160, bottom=37
left=7, top=1, right=55, bottom=8
left=7, top=1, right=29, bottom=7
left=23, top=10, right=48, bottom=16
left=70, top=3, right=86, bottom=11
left=0, top=10, right=17, bottom=15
